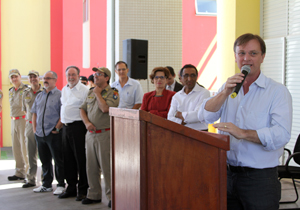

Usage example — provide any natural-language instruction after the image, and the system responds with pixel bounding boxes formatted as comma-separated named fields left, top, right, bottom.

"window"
left=83, top=0, right=89, bottom=22
left=195, top=0, right=217, bottom=16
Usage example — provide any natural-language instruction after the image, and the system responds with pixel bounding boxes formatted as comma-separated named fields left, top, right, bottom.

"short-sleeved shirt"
left=22, top=85, right=43, bottom=121
left=80, top=85, right=119, bottom=129
left=111, top=77, right=143, bottom=108
left=31, top=87, right=61, bottom=137
left=61, top=81, right=89, bottom=123
left=9, top=83, right=27, bottom=117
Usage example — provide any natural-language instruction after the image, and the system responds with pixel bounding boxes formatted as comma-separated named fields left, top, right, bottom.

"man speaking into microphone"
left=198, top=33, right=292, bottom=210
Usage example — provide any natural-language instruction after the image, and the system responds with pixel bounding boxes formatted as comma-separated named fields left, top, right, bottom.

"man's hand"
left=85, top=122, right=96, bottom=132
left=214, top=122, right=245, bottom=139
left=214, top=122, right=261, bottom=144
left=175, top=111, right=186, bottom=125
left=223, top=73, right=247, bottom=96
left=93, top=86, right=103, bottom=95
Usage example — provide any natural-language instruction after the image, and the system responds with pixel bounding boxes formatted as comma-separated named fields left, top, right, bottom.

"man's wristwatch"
left=52, top=127, right=60, bottom=132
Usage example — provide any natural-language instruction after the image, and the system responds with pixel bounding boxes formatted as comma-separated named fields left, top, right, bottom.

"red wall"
left=182, top=0, right=217, bottom=75
left=51, top=0, right=107, bottom=88
left=51, top=0, right=63, bottom=90
left=61, top=0, right=107, bottom=86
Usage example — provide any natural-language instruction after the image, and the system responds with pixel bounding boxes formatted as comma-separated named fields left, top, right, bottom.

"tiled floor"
left=0, top=147, right=110, bottom=210
left=1, top=147, right=300, bottom=210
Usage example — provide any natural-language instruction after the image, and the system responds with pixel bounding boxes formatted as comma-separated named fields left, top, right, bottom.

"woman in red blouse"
left=141, top=67, right=175, bottom=118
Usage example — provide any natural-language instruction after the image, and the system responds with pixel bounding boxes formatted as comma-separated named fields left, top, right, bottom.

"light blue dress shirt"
left=198, top=72, right=292, bottom=168
left=31, top=87, right=61, bottom=137
left=111, top=77, right=143, bottom=108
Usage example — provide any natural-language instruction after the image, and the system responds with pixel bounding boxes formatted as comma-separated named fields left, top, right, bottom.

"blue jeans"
left=227, top=166, right=281, bottom=210
left=35, top=132, right=65, bottom=188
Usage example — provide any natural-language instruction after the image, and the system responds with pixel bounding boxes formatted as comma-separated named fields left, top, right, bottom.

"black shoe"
left=108, top=200, right=111, bottom=208
left=81, top=198, right=101, bottom=204
left=58, top=191, right=77, bottom=199
left=22, top=182, right=36, bottom=188
left=76, top=194, right=86, bottom=201
left=8, top=175, right=25, bottom=181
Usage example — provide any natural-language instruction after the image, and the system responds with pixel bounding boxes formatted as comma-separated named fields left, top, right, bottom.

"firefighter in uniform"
left=22, top=70, right=43, bottom=188
left=8, top=69, right=28, bottom=181
left=80, top=67, right=119, bottom=208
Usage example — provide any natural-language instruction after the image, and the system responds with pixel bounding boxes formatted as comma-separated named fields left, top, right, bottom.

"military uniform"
left=80, top=85, right=119, bottom=201
left=9, top=82, right=28, bottom=178
left=22, top=85, right=43, bottom=184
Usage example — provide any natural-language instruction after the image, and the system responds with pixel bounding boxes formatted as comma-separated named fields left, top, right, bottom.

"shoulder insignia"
left=113, top=89, right=119, bottom=100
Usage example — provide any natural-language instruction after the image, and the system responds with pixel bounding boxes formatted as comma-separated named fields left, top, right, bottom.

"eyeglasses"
left=182, top=74, right=197, bottom=79
left=94, top=72, right=106, bottom=77
left=67, top=74, right=78, bottom=77
left=154, top=76, right=166, bottom=80
left=117, top=68, right=127, bottom=72
left=43, top=77, right=55, bottom=80
left=236, top=51, right=261, bottom=58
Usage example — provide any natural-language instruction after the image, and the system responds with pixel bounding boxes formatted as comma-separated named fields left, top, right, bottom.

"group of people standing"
left=5, top=33, right=293, bottom=210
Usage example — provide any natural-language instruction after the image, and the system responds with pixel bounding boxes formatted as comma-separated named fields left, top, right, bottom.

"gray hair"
left=45, top=71, right=58, bottom=79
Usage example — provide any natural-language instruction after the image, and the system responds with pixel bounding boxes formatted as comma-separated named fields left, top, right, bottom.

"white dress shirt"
left=199, top=72, right=292, bottom=168
left=61, top=81, right=89, bottom=123
left=166, top=80, right=176, bottom=91
left=111, top=77, right=144, bottom=108
left=168, top=84, right=210, bottom=131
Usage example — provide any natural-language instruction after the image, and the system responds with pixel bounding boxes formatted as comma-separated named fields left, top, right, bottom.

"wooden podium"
left=110, top=108, right=230, bottom=210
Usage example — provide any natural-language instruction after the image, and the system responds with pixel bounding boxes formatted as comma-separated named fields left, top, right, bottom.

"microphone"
left=231, top=65, right=251, bottom=98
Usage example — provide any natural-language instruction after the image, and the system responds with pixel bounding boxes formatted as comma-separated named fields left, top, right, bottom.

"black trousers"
left=35, top=132, right=65, bottom=188
left=227, top=166, right=281, bottom=210
left=62, top=121, right=89, bottom=195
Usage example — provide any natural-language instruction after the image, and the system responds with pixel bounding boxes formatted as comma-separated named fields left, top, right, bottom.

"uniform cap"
left=92, top=67, right=111, bottom=79
left=28, top=70, right=39, bottom=77
left=9, top=69, right=20, bottom=77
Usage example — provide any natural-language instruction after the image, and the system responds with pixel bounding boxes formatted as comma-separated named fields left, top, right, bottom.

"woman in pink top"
left=141, top=67, right=175, bottom=118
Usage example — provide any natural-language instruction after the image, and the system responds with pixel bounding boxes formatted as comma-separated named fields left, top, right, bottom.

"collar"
left=117, top=77, right=132, bottom=86
left=43, top=86, right=58, bottom=94
left=67, top=81, right=81, bottom=90
left=252, top=72, right=266, bottom=89
left=179, top=84, right=201, bottom=95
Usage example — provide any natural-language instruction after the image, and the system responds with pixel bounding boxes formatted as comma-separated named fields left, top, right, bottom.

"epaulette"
left=89, top=87, right=95, bottom=90
left=111, top=87, right=118, bottom=92
left=24, top=87, right=31, bottom=92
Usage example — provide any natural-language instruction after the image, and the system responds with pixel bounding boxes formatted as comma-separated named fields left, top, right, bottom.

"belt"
left=89, top=128, right=110, bottom=134
left=63, top=121, right=82, bottom=126
left=11, top=115, right=26, bottom=120
left=227, top=165, right=256, bottom=173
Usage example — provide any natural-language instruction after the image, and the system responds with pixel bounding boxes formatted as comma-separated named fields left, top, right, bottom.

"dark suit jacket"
left=174, top=81, right=183, bottom=92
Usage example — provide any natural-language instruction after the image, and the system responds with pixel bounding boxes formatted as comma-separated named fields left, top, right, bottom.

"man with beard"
left=31, top=71, right=65, bottom=195
left=22, top=70, right=43, bottom=188
left=58, top=66, right=89, bottom=201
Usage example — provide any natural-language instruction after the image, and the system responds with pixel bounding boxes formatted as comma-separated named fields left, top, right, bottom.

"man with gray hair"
left=58, top=66, right=89, bottom=201
left=31, top=71, right=65, bottom=195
